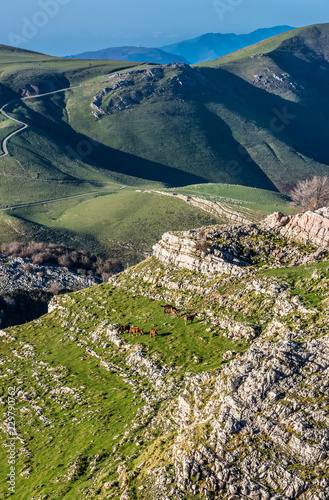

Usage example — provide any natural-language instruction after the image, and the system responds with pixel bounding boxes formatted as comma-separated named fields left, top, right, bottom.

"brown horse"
left=184, top=314, right=196, bottom=326
left=129, top=327, right=139, bottom=336
left=118, top=324, right=130, bottom=334
left=150, top=328, right=157, bottom=339
left=138, top=328, right=144, bottom=336
left=162, top=304, right=178, bottom=317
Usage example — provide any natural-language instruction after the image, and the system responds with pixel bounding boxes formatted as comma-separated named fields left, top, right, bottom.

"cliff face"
left=152, top=230, right=248, bottom=276
left=152, top=209, right=329, bottom=276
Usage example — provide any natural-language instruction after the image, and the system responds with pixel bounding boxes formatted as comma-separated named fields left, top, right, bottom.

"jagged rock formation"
left=148, top=334, right=329, bottom=499
left=263, top=208, right=329, bottom=248
left=152, top=216, right=328, bottom=276
left=152, top=231, right=248, bottom=276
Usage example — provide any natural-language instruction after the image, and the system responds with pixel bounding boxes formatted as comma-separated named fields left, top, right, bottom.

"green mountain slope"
left=0, top=26, right=329, bottom=259
left=1, top=215, right=329, bottom=498
left=10, top=24, right=329, bottom=193
left=2, top=26, right=329, bottom=194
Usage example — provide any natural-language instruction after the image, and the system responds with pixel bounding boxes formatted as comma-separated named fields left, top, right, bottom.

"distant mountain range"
left=162, top=25, right=295, bottom=63
left=67, top=46, right=188, bottom=64
left=1, top=23, right=329, bottom=195
left=67, top=26, right=294, bottom=64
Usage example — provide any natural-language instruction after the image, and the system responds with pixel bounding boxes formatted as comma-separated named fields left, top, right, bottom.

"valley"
left=0, top=20, right=329, bottom=499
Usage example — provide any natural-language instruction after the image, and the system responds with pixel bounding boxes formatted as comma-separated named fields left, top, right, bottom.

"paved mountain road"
left=0, top=80, right=110, bottom=158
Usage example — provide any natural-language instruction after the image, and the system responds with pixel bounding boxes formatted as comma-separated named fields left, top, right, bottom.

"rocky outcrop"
left=0, top=256, right=99, bottom=294
left=146, top=190, right=253, bottom=224
left=264, top=207, right=329, bottom=248
left=148, top=334, right=329, bottom=499
left=91, top=64, right=219, bottom=118
left=152, top=231, right=248, bottom=276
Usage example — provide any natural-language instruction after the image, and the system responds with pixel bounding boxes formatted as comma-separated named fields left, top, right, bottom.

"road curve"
left=0, top=102, right=28, bottom=157
left=0, top=81, right=108, bottom=158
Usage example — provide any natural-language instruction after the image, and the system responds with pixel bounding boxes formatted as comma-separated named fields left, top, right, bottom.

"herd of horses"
left=117, top=304, right=197, bottom=339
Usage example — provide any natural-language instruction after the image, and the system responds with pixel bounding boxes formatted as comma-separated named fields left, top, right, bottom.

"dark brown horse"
left=162, top=305, right=178, bottom=317
left=118, top=324, right=130, bottom=334
left=184, top=314, right=196, bottom=326
left=150, top=328, right=157, bottom=339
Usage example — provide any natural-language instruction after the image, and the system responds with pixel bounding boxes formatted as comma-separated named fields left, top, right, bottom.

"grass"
left=0, top=227, right=328, bottom=497
left=166, top=182, right=296, bottom=217
left=0, top=280, right=249, bottom=499
left=0, top=30, right=327, bottom=261
left=8, top=188, right=221, bottom=261
left=0, top=313, right=142, bottom=499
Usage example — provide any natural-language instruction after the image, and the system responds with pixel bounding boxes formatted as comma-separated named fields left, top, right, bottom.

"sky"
left=1, top=0, right=329, bottom=56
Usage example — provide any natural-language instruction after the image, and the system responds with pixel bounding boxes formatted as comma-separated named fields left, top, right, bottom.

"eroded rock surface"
left=264, top=208, right=329, bottom=248
left=0, top=256, right=99, bottom=294
left=147, top=335, right=329, bottom=499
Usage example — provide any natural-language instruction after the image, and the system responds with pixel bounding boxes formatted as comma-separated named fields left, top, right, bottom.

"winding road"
left=0, top=80, right=250, bottom=223
left=0, top=81, right=111, bottom=158
left=0, top=100, right=28, bottom=157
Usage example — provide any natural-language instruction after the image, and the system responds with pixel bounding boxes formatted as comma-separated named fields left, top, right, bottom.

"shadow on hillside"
left=8, top=99, right=208, bottom=187
left=199, top=64, right=329, bottom=175
left=193, top=101, right=278, bottom=191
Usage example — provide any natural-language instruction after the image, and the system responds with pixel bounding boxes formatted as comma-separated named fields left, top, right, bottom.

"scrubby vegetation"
left=290, top=175, right=329, bottom=212
left=1, top=241, right=124, bottom=280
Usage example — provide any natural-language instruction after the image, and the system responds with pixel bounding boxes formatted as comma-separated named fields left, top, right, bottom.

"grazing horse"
left=129, top=327, right=139, bottom=336
left=138, top=328, right=144, bottom=336
left=184, top=314, right=196, bottom=326
left=162, top=304, right=178, bottom=317
left=161, top=304, right=174, bottom=314
left=150, top=328, right=157, bottom=339
left=118, top=324, right=130, bottom=334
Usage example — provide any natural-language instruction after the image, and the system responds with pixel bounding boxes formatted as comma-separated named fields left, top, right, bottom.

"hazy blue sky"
left=2, top=0, right=329, bottom=56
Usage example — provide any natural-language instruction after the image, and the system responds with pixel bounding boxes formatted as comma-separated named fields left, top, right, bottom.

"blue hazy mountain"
left=162, top=26, right=295, bottom=63
left=67, top=46, right=189, bottom=64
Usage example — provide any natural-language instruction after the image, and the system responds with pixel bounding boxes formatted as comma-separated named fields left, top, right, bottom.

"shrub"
left=195, top=240, right=211, bottom=253
left=48, top=281, right=63, bottom=295
left=290, top=176, right=329, bottom=211
left=23, top=263, right=33, bottom=273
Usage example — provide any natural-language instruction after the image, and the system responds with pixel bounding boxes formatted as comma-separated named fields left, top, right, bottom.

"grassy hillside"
left=1, top=183, right=294, bottom=263
left=165, top=183, right=295, bottom=217
left=3, top=189, right=221, bottom=262
left=5, top=25, right=328, bottom=195
left=0, top=28, right=328, bottom=260
left=1, top=219, right=329, bottom=498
